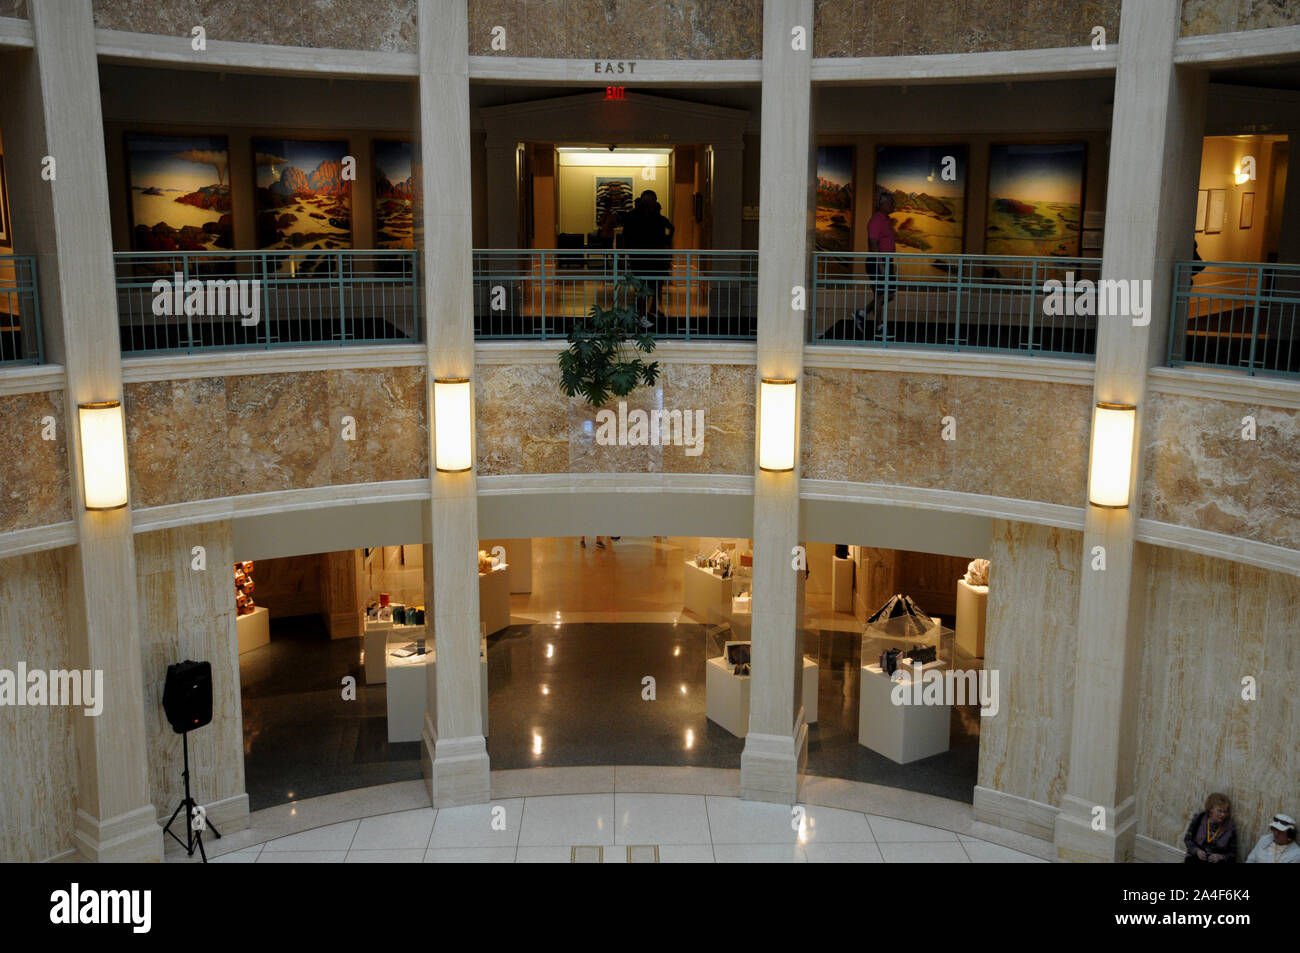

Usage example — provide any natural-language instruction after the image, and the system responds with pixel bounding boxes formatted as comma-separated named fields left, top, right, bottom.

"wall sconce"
left=433, top=378, right=473, bottom=473
left=77, top=400, right=129, bottom=511
left=1088, top=402, right=1136, bottom=508
left=758, top=378, right=797, bottom=472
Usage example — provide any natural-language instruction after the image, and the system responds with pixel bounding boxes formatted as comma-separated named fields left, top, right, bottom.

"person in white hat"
left=1245, top=813, right=1300, bottom=863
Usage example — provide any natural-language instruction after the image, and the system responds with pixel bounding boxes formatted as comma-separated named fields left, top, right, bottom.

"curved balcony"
left=1168, top=260, right=1300, bottom=377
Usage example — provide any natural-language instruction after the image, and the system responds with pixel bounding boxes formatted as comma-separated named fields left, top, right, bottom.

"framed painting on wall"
left=124, top=133, right=232, bottom=251
left=815, top=146, right=854, bottom=253
left=595, top=176, right=634, bottom=228
left=373, top=140, right=414, bottom=249
left=1239, top=192, right=1254, bottom=229
left=985, top=142, right=1086, bottom=257
left=874, top=144, right=968, bottom=276
left=1205, top=188, right=1226, bottom=234
left=1195, top=189, right=1207, bottom=232
left=252, top=137, right=352, bottom=251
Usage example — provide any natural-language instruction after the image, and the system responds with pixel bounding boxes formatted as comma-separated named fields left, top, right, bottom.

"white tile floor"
left=186, top=791, right=1047, bottom=863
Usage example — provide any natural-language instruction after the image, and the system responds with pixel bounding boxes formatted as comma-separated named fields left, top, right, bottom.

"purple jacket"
left=1183, top=812, right=1237, bottom=862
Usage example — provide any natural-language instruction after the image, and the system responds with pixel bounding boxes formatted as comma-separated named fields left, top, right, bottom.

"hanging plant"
left=558, top=275, right=659, bottom=408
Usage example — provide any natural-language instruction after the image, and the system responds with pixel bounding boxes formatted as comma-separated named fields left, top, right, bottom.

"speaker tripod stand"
left=162, top=730, right=221, bottom=862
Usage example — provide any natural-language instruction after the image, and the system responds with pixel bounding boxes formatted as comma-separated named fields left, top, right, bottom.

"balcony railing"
left=472, top=249, right=758, bottom=340
left=810, top=252, right=1100, bottom=358
left=0, top=255, right=43, bottom=365
left=114, top=250, right=420, bottom=355
left=1168, top=261, right=1300, bottom=377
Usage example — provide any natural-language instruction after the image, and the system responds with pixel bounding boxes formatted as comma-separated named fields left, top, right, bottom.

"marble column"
left=17, top=0, right=161, bottom=861
left=740, top=0, right=813, bottom=804
left=417, top=0, right=490, bottom=807
left=1054, top=0, right=1206, bottom=863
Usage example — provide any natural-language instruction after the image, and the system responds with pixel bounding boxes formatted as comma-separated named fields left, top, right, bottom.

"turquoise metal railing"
left=1168, top=260, right=1300, bottom=377
left=0, top=255, right=43, bottom=365
left=811, top=252, right=1100, bottom=358
left=114, top=250, right=420, bottom=354
left=472, top=249, right=758, bottom=340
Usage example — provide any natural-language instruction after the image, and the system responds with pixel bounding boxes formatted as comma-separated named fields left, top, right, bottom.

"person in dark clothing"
left=623, top=190, right=674, bottom=322
left=1183, top=792, right=1237, bottom=863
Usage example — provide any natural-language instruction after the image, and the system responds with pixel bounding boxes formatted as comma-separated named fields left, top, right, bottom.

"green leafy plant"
left=558, top=275, right=659, bottom=407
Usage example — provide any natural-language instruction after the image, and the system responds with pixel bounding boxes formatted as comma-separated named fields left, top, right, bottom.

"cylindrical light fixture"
left=1088, top=401, right=1136, bottom=508
left=758, top=377, right=797, bottom=472
left=77, top=400, right=129, bottom=511
left=433, top=378, right=473, bottom=473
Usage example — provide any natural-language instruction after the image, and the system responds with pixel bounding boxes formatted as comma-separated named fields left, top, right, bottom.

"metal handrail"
left=810, top=251, right=1100, bottom=358
left=1168, top=260, right=1300, bottom=378
left=472, top=248, right=759, bottom=341
left=114, top=249, right=421, bottom=355
left=0, top=255, right=43, bottom=365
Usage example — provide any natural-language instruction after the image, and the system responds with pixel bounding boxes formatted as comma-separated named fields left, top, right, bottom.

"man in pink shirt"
left=861, top=192, right=898, bottom=337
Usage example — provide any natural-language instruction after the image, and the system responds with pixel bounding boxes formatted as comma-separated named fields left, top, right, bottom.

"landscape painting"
left=252, top=138, right=352, bottom=250
left=985, top=143, right=1086, bottom=257
left=815, top=146, right=854, bottom=252
left=373, top=140, right=415, bottom=249
left=595, top=176, right=634, bottom=227
left=874, top=145, right=967, bottom=259
left=125, top=133, right=232, bottom=251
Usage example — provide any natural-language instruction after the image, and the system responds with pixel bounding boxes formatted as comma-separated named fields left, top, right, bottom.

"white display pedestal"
left=683, top=561, right=733, bottom=619
left=479, top=564, right=511, bottom=636
left=832, top=556, right=854, bottom=613
left=728, top=596, right=752, bottom=639
left=858, top=661, right=951, bottom=764
left=386, top=643, right=489, bottom=743
left=236, top=605, right=270, bottom=654
left=706, top=655, right=818, bottom=737
left=364, top=621, right=426, bottom=684
left=956, top=579, right=988, bottom=658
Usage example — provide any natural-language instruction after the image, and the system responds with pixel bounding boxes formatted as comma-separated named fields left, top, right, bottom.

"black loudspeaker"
left=162, top=660, right=213, bottom=734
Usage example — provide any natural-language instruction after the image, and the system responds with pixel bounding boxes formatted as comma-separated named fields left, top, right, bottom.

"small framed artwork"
left=0, top=155, right=11, bottom=247
left=1205, top=188, right=1226, bottom=234
left=1239, top=191, right=1254, bottom=230
left=1082, top=230, right=1103, bottom=250
left=1083, top=209, right=1105, bottom=230
left=1195, top=189, right=1207, bottom=232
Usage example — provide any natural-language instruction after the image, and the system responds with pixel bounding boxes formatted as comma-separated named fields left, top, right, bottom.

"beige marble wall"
left=475, top=361, right=754, bottom=475
left=125, top=367, right=427, bottom=507
left=135, top=523, right=245, bottom=826
left=0, top=391, right=72, bottom=533
left=814, top=0, right=1121, bottom=57
left=90, top=0, right=417, bottom=51
left=977, top=519, right=1082, bottom=807
left=1134, top=544, right=1300, bottom=851
left=1181, top=0, right=1300, bottom=35
left=467, top=0, right=762, bottom=58
left=1143, top=393, right=1300, bottom=551
left=0, top=547, right=78, bottom=862
left=801, top=369, right=1092, bottom=506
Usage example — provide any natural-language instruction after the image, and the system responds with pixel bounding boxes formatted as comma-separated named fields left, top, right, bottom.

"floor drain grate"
left=627, top=845, right=659, bottom=863
left=571, top=845, right=603, bottom=863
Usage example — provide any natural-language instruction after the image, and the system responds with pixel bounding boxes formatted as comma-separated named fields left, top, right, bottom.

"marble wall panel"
left=976, top=520, right=1081, bottom=808
left=0, top=547, right=78, bottom=862
left=126, top=367, right=428, bottom=508
left=0, top=391, right=72, bottom=533
left=475, top=361, right=753, bottom=476
left=90, top=0, right=417, bottom=52
left=816, top=0, right=1120, bottom=57
left=468, top=0, right=762, bottom=58
left=1142, top=393, right=1300, bottom=551
left=1181, top=0, right=1300, bottom=35
left=1134, top=544, right=1300, bottom=852
left=135, top=523, right=245, bottom=825
left=801, top=369, right=1092, bottom=506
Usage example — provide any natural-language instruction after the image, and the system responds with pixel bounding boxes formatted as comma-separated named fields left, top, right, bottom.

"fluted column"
left=416, top=0, right=491, bottom=806
left=740, top=0, right=814, bottom=804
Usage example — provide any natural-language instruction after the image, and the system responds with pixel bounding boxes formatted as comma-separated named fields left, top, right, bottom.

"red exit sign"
left=605, top=86, right=625, bottom=101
